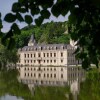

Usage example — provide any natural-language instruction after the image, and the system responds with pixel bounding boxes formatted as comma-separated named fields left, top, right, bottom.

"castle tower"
left=28, top=34, right=36, bottom=46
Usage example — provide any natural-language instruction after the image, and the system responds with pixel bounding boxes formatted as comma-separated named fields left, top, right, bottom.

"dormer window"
left=44, top=46, right=46, bottom=50
left=28, top=48, right=30, bottom=51
left=39, top=46, right=42, bottom=50
left=61, top=46, right=64, bottom=49
left=50, top=47, right=53, bottom=50
left=31, top=48, right=33, bottom=51
left=34, top=47, right=37, bottom=51
left=54, top=46, right=57, bottom=50
left=47, top=46, right=50, bottom=50
left=25, top=48, right=27, bottom=51
left=41, top=47, right=43, bottom=50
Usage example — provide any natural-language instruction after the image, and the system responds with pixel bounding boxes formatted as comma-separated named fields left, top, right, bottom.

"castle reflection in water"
left=17, top=34, right=85, bottom=87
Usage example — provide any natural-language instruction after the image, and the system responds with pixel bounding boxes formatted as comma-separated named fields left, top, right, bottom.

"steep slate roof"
left=18, top=34, right=73, bottom=52
left=19, top=44, right=71, bottom=51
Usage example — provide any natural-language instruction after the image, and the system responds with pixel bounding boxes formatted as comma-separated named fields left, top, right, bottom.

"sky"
left=0, top=0, right=69, bottom=32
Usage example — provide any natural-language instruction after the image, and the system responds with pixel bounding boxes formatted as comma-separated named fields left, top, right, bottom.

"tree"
left=78, top=69, right=100, bottom=100
left=0, top=0, right=100, bottom=69
left=0, top=43, right=19, bottom=70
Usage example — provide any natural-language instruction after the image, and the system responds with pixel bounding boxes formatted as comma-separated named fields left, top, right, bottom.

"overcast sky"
left=0, top=0, right=69, bottom=32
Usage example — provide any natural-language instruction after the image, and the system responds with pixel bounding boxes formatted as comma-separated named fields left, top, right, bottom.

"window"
left=28, top=73, right=29, bottom=77
left=47, top=53, right=49, bottom=57
left=61, top=74, right=63, bottom=78
left=50, top=60, right=52, bottom=63
left=47, top=60, right=49, bottom=63
left=50, top=68, right=52, bottom=71
left=44, top=74, right=45, bottom=77
left=54, top=74, right=56, bottom=78
left=38, top=53, right=41, bottom=57
left=24, top=60, right=26, bottom=63
left=24, top=73, right=26, bottom=77
left=47, top=74, right=49, bottom=77
left=61, top=46, right=64, bottom=49
left=24, top=54, right=26, bottom=58
left=24, top=68, right=26, bottom=71
left=38, top=60, right=41, bottom=64
left=54, top=60, right=56, bottom=63
left=31, top=73, right=32, bottom=77
left=34, top=73, right=36, bottom=77
left=61, top=59, right=63, bottom=63
left=44, top=53, right=45, bottom=57
left=27, top=60, right=29, bottom=63
left=31, top=54, right=32, bottom=58
left=28, top=54, right=29, bottom=58
left=47, top=68, right=49, bottom=71
left=34, top=54, right=35, bottom=57
left=47, top=47, right=50, bottom=50
left=34, top=68, right=36, bottom=71
left=41, top=47, right=43, bottom=50
left=50, top=53, right=52, bottom=57
left=61, top=68, right=63, bottom=71
left=38, top=73, right=41, bottom=78
left=34, top=60, right=36, bottom=63
left=31, top=68, right=32, bottom=71
left=61, top=52, right=63, bottom=57
left=54, top=53, right=56, bottom=57
left=51, top=47, right=53, bottom=49
left=54, top=68, right=56, bottom=71
left=55, top=46, right=57, bottom=50
left=19, top=60, right=20, bottom=63
left=44, top=60, right=45, bottom=63
left=51, top=74, right=52, bottom=78
left=31, top=60, right=32, bottom=63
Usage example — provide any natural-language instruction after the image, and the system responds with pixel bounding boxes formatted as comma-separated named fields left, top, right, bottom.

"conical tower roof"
left=28, top=33, right=36, bottom=46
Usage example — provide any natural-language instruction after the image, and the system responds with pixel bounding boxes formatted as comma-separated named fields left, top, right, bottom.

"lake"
left=0, top=95, right=23, bottom=100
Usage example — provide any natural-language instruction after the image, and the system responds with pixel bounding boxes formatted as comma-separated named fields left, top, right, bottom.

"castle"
left=17, top=34, right=85, bottom=86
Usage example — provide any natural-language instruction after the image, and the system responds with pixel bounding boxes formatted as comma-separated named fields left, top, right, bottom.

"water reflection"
left=0, top=69, right=69, bottom=100
left=0, top=95, right=23, bottom=100
left=0, top=69, right=34, bottom=100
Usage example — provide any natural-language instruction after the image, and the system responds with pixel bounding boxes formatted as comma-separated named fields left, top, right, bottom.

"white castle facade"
left=17, top=34, right=85, bottom=86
